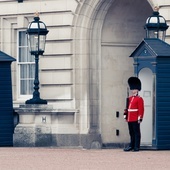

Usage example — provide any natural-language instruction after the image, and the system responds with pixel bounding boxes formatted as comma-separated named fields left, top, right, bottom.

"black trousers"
left=128, top=121, right=141, bottom=149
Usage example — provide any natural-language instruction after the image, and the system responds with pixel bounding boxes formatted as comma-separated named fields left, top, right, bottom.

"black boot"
left=133, top=148, right=139, bottom=152
left=124, top=146, right=133, bottom=152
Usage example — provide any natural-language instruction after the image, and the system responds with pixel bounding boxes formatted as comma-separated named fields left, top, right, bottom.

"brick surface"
left=0, top=148, right=169, bottom=170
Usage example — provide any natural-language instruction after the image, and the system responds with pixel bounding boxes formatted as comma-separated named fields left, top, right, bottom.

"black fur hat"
left=128, top=77, right=141, bottom=91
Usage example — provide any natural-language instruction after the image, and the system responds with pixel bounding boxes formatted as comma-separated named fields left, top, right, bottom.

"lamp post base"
left=25, top=98, right=47, bottom=104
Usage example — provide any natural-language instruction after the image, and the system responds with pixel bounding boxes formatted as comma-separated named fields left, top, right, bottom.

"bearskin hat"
left=128, top=77, right=141, bottom=91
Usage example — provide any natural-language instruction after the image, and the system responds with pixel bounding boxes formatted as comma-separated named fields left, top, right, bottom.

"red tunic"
left=127, top=95, right=144, bottom=122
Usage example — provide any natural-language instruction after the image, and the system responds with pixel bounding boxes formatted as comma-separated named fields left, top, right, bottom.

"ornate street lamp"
left=144, top=7, right=169, bottom=41
left=25, top=13, right=49, bottom=104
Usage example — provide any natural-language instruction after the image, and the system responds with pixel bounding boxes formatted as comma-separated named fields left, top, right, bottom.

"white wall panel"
left=40, top=85, right=72, bottom=100
left=45, top=41, right=72, bottom=55
left=40, top=70, right=72, bottom=84
left=40, top=56, right=72, bottom=70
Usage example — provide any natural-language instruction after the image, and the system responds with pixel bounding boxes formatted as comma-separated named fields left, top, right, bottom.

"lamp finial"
left=34, top=11, right=39, bottom=17
left=154, top=6, right=159, bottom=12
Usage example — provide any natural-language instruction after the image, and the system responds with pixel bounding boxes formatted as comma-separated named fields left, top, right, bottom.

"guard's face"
left=131, top=89, right=138, bottom=95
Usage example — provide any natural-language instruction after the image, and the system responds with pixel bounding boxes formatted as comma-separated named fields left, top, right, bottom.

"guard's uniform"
left=126, top=95, right=144, bottom=150
left=124, top=76, right=144, bottom=152
left=127, top=95, right=144, bottom=122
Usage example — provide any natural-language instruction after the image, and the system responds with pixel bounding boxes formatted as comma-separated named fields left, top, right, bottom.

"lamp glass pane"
left=147, top=30, right=158, bottom=38
left=29, top=22, right=38, bottom=29
left=159, top=17, right=166, bottom=23
left=149, top=17, right=158, bottom=23
left=158, top=31, right=165, bottom=41
left=27, top=34, right=39, bottom=52
left=39, top=22, right=46, bottom=29
left=39, top=35, right=46, bottom=52
left=147, top=30, right=165, bottom=40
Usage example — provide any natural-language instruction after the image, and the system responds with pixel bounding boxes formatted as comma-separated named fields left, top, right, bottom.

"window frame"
left=17, top=30, right=35, bottom=100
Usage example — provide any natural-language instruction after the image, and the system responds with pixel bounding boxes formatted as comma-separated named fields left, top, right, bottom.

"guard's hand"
left=138, top=119, right=142, bottom=123
left=123, top=109, right=127, bottom=120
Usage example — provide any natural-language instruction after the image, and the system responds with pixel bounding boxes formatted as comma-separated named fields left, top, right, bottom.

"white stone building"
left=0, top=0, right=169, bottom=148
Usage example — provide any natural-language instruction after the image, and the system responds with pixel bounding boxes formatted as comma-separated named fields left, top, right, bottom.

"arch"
left=73, top=0, right=114, bottom=133
left=73, top=0, right=154, bottom=135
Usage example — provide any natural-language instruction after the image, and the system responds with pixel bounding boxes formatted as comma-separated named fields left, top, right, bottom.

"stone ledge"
left=15, top=104, right=79, bottom=114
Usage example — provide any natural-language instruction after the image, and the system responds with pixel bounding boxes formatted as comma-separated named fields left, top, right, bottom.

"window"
left=18, top=31, right=35, bottom=97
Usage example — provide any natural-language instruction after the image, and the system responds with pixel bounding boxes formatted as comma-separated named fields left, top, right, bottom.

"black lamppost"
left=25, top=13, right=49, bottom=104
left=144, top=7, right=169, bottom=41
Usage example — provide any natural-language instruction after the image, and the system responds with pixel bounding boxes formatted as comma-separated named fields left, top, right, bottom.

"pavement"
left=0, top=147, right=170, bottom=170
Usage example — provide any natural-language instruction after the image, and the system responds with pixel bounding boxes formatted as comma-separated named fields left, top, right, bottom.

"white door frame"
left=139, top=68, right=153, bottom=146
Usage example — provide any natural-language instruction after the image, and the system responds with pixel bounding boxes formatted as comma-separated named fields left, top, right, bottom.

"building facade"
left=0, top=0, right=170, bottom=148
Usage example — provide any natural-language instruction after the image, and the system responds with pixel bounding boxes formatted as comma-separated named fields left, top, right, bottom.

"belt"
left=128, top=109, right=138, bottom=112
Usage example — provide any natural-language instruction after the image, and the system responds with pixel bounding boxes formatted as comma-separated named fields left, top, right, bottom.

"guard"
left=124, top=77, right=144, bottom=152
